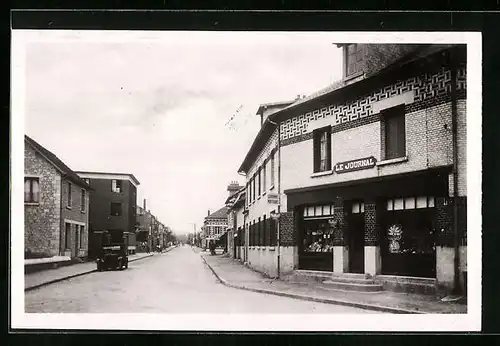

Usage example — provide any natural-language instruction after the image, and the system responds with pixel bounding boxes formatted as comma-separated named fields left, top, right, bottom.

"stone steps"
left=321, top=280, right=384, bottom=292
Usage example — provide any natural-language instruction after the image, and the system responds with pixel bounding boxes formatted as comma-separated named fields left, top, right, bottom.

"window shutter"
left=326, top=127, right=332, bottom=170
left=313, top=131, right=319, bottom=172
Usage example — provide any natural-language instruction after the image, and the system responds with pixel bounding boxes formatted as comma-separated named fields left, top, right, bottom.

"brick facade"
left=279, top=211, right=295, bottom=246
left=364, top=202, right=379, bottom=246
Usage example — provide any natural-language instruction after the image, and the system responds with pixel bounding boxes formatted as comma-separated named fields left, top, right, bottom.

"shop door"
left=346, top=202, right=365, bottom=274
left=381, top=197, right=437, bottom=278
left=74, top=226, right=79, bottom=257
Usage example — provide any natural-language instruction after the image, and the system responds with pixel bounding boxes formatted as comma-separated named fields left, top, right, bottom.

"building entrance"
left=346, top=201, right=365, bottom=274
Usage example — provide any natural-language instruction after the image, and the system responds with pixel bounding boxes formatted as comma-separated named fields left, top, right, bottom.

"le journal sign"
left=334, top=156, right=377, bottom=174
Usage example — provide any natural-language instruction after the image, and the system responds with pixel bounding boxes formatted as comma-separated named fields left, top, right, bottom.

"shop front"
left=285, top=167, right=450, bottom=278
left=380, top=196, right=437, bottom=278
left=298, top=204, right=336, bottom=271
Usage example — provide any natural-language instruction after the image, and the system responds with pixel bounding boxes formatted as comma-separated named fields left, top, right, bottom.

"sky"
left=23, top=31, right=343, bottom=235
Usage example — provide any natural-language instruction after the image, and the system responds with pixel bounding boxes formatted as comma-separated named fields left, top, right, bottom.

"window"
left=66, top=182, right=73, bottom=208
left=80, top=225, right=85, bottom=249
left=345, top=44, right=365, bottom=77
left=387, top=196, right=435, bottom=210
left=262, top=161, right=267, bottom=192
left=383, top=105, right=406, bottom=160
left=81, top=189, right=86, bottom=212
left=110, top=202, right=122, bottom=216
left=112, top=179, right=122, bottom=193
left=24, top=177, right=40, bottom=203
left=270, top=152, right=275, bottom=186
left=270, top=217, right=277, bottom=246
left=65, top=223, right=71, bottom=249
left=252, top=175, right=256, bottom=202
left=258, top=168, right=261, bottom=196
left=313, top=127, right=332, bottom=173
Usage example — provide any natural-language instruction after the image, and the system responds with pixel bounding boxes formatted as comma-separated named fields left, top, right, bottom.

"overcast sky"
left=24, top=31, right=343, bottom=234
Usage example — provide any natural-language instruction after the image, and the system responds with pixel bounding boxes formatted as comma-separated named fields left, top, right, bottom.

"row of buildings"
left=24, top=135, right=174, bottom=260
left=211, top=43, right=468, bottom=295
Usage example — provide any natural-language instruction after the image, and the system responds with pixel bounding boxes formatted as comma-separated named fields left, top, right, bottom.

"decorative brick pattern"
left=435, top=197, right=453, bottom=246
left=279, top=211, right=295, bottom=246
left=332, top=206, right=345, bottom=246
left=279, top=66, right=466, bottom=142
left=364, top=202, right=379, bottom=246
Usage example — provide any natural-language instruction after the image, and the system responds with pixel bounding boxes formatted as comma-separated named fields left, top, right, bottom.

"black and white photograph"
left=10, top=29, right=481, bottom=331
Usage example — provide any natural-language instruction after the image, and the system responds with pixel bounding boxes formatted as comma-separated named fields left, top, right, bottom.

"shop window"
left=352, top=202, right=365, bottom=214
left=304, top=204, right=335, bottom=218
left=302, top=219, right=334, bottom=253
left=394, top=198, right=404, bottom=210
left=313, top=126, right=332, bottom=173
left=404, top=197, right=415, bottom=209
left=24, top=177, right=40, bottom=203
left=387, top=197, right=436, bottom=210
left=383, top=105, right=406, bottom=160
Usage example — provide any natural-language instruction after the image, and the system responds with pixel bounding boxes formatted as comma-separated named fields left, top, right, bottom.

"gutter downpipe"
left=237, top=171, right=247, bottom=263
left=267, top=119, right=281, bottom=279
left=450, top=48, right=461, bottom=296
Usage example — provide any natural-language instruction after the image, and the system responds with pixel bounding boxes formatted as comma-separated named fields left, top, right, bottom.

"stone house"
left=24, top=135, right=91, bottom=259
left=238, top=44, right=467, bottom=294
left=203, top=206, right=230, bottom=249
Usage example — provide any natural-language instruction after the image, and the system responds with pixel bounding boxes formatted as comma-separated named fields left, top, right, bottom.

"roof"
left=225, top=186, right=246, bottom=205
left=74, top=171, right=140, bottom=186
left=25, top=135, right=92, bottom=190
left=256, top=100, right=296, bottom=115
left=205, top=206, right=229, bottom=220
left=238, top=44, right=457, bottom=173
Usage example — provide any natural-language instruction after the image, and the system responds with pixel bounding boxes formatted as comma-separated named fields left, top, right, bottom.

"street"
left=25, top=245, right=379, bottom=313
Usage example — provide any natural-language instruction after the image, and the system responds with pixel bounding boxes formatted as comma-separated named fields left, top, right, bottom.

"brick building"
left=225, top=183, right=246, bottom=259
left=24, top=135, right=91, bottom=259
left=238, top=44, right=467, bottom=294
left=203, top=206, right=230, bottom=249
left=74, top=171, right=140, bottom=258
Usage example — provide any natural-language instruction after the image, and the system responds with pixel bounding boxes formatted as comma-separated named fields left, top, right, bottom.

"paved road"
left=25, top=245, right=379, bottom=313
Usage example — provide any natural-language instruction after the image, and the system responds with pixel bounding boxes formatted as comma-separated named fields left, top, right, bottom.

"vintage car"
left=96, top=244, right=128, bottom=271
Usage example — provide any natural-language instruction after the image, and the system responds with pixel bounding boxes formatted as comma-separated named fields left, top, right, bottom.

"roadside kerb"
left=25, top=247, right=176, bottom=292
left=199, top=254, right=424, bottom=314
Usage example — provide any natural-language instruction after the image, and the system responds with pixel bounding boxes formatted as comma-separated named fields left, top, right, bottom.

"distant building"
left=24, top=135, right=91, bottom=259
left=75, top=171, right=140, bottom=258
left=203, top=206, right=230, bottom=249
left=225, top=185, right=246, bottom=260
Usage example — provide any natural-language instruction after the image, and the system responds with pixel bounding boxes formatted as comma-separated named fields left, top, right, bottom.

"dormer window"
left=345, top=44, right=365, bottom=78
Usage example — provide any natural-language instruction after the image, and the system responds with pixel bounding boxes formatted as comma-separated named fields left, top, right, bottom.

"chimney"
left=227, top=180, right=241, bottom=196
left=143, top=198, right=146, bottom=210
left=208, top=210, right=210, bottom=216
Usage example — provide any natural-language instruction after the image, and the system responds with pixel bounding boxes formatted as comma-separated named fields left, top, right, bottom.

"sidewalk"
left=25, top=248, right=174, bottom=291
left=199, top=253, right=467, bottom=314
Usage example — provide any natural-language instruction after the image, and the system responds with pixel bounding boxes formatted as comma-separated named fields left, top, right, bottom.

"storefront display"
left=382, top=196, right=437, bottom=277
left=299, top=204, right=336, bottom=271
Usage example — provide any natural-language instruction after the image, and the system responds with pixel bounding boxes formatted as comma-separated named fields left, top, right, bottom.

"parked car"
left=96, top=244, right=128, bottom=271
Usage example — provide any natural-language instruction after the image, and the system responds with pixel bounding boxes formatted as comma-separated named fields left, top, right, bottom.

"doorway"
left=346, top=201, right=365, bottom=274
left=74, top=226, right=79, bottom=257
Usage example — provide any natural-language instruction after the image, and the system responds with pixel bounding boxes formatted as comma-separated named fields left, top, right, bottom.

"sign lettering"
left=334, top=156, right=377, bottom=174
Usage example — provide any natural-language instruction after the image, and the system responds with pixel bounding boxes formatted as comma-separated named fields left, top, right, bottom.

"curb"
left=199, top=254, right=424, bottom=314
left=25, top=253, right=156, bottom=292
